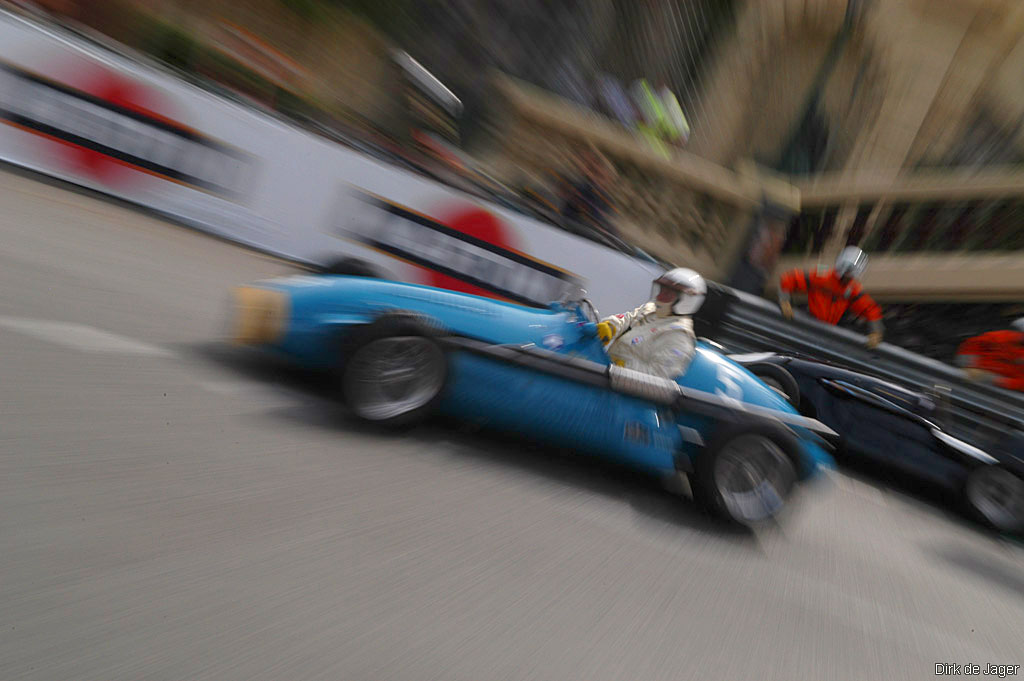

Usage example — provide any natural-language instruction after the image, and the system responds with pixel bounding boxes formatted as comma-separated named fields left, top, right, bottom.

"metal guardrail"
left=700, top=284, right=1024, bottom=438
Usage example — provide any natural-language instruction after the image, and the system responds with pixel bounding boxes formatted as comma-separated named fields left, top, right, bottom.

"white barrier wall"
left=0, top=10, right=664, bottom=313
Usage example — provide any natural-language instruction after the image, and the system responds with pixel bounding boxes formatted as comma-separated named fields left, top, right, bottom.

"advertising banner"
left=0, top=10, right=663, bottom=314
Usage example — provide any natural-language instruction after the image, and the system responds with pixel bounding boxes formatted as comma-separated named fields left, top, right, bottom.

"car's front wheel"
left=964, top=465, right=1024, bottom=533
left=342, top=317, right=447, bottom=427
left=693, top=424, right=799, bottom=525
left=746, top=363, right=800, bottom=409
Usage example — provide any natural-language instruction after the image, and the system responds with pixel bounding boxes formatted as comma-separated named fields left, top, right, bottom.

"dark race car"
left=725, top=350, right=1024, bottom=533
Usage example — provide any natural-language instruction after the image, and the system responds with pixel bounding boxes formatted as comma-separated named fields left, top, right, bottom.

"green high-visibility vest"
left=633, top=79, right=688, bottom=148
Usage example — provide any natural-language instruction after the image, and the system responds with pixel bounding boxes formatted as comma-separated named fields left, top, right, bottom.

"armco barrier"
left=700, top=284, right=1024, bottom=439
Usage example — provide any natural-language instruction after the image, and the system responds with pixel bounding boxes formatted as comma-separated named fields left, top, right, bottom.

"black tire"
left=691, top=422, right=801, bottom=525
left=963, top=465, right=1024, bottom=533
left=322, top=257, right=382, bottom=278
left=746, top=363, right=801, bottom=409
left=340, top=314, right=448, bottom=428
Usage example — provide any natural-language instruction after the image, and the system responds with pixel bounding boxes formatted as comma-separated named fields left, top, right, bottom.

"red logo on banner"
left=65, top=70, right=160, bottom=184
left=427, top=206, right=517, bottom=299
left=6, top=60, right=242, bottom=194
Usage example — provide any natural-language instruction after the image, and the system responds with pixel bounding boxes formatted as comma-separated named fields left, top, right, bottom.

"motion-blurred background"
left=2, top=5, right=1023, bottom=680
left=13, top=0, right=1024, bottom=360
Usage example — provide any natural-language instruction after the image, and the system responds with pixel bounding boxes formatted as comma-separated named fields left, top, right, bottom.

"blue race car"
left=229, top=274, right=836, bottom=525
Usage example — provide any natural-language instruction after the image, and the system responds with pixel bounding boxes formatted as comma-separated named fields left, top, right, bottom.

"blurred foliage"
left=200, top=48, right=276, bottom=98
left=144, top=20, right=198, bottom=71
left=277, top=0, right=325, bottom=21
left=339, top=0, right=409, bottom=29
left=276, top=0, right=415, bottom=38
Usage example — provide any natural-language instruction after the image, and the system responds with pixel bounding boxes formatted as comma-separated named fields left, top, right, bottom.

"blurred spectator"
left=560, top=148, right=620, bottom=238
left=956, top=319, right=1024, bottom=391
left=596, top=73, right=638, bottom=128
left=517, top=168, right=566, bottom=218
left=552, top=56, right=595, bottom=110
left=657, top=83, right=690, bottom=149
left=630, top=78, right=669, bottom=158
left=778, top=246, right=884, bottom=348
left=629, top=78, right=690, bottom=158
left=731, top=200, right=790, bottom=295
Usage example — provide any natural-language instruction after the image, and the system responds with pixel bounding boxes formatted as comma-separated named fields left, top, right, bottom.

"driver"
left=595, top=268, right=706, bottom=380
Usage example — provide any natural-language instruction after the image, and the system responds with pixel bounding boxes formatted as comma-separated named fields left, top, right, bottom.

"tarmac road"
left=1, top=169, right=1022, bottom=681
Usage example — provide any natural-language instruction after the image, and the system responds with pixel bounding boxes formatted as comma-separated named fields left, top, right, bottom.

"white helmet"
left=652, top=267, right=706, bottom=317
left=835, top=246, right=868, bottom=280
left=1010, top=318, right=1024, bottom=333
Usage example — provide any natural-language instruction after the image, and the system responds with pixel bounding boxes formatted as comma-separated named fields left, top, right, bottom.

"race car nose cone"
left=230, top=286, right=289, bottom=345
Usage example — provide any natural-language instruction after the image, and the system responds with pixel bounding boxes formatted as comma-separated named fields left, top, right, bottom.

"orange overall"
left=957, top=330, right=1024, bottom=392
left=779, top=268, right=882, bottom=326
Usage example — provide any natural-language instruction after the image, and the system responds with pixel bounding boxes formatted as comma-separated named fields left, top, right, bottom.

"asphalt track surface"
left=1, top=169, right=1022, bottom=681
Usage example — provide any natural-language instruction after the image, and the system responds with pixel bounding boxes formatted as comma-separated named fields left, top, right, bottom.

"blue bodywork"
left=243, top=275, right=834, bottom=479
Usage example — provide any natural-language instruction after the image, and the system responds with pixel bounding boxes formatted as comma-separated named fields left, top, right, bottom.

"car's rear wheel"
left=746, top=363, right=800, bottom=409
left=693, top=424, right=799, bottom=525
left=342, top=317, right=447, bottom=427
left=964, top=465, right=1024, bottom=533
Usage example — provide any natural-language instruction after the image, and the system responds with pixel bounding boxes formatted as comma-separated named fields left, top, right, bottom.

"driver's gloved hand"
left=596, top=321, right=614, bottom=344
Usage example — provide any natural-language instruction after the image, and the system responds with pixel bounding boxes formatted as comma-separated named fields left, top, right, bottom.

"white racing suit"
left=601, top=302, right=697, bottom=380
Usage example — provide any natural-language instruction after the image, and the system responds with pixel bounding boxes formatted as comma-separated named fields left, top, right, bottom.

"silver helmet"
left=651, top=267, right=706, bottom=317
left=1010, top=318, right=1024, bottom=333
left=835, top=246, right=868, bottom=280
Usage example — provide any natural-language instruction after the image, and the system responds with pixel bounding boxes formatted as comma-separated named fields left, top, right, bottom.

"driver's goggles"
left=655, top=285, right=677, bottom=303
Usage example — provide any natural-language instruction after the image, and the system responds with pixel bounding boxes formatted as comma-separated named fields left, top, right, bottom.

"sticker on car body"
left=542, top=334, right=564, bottom=350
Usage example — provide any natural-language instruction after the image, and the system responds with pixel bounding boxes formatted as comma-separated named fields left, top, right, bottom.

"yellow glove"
left=866, top=332, right=883, bottom=349
left=596, top=321, right=614, bottom=344
left=780, top=300, right=794, bottom=320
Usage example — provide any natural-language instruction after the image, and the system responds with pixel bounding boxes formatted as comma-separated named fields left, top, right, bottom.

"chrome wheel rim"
left=714, top=435, right=795, bottom=523
left=347, top=337, right=444, bottom=421
left=967, top=467, right=1024, bottom=532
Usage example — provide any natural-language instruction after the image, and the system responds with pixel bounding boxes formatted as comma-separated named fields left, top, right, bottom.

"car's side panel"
left=683, top=349, right=834, bottom=477
left=825, top=389, right=964, bottom=489
left=440, top=353, right=684, bottom=474
left=685, top=348, right=807, bottom=413
left=771, top=358, right=965, bottom=489
left=263, top=277, right=580, bottom=368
